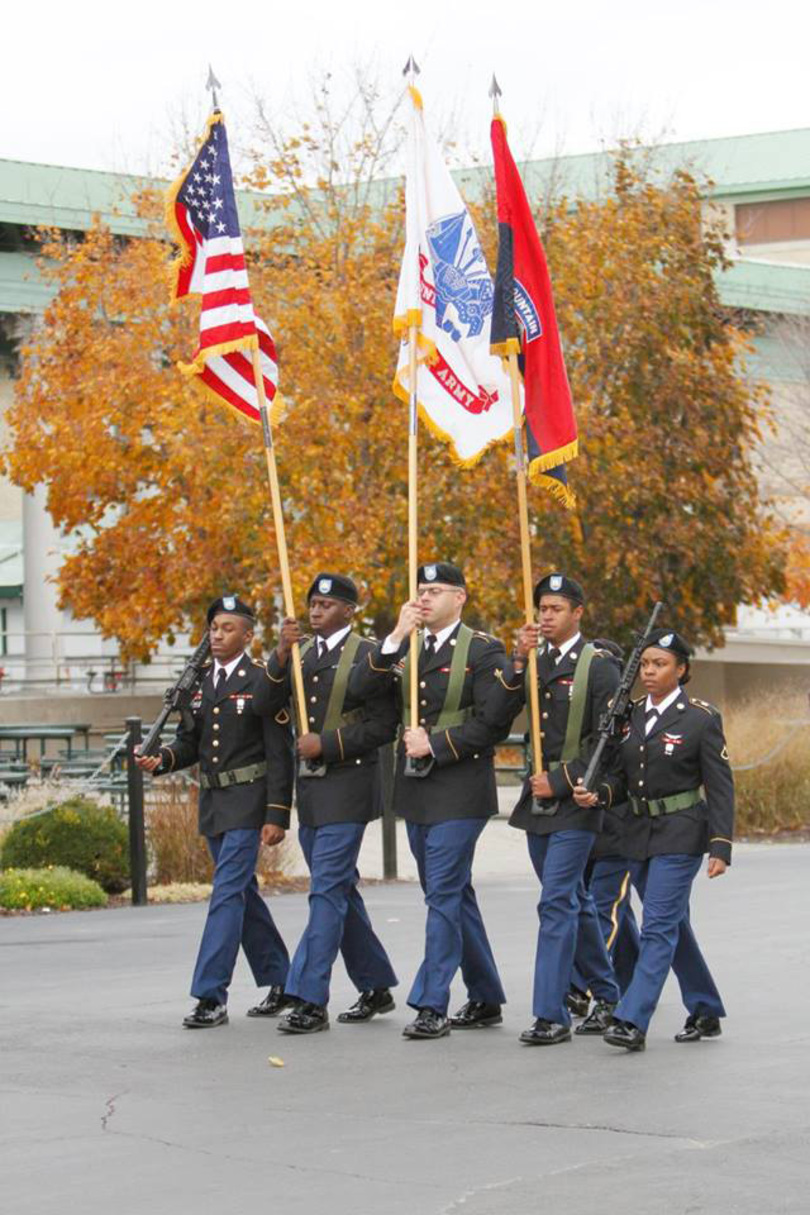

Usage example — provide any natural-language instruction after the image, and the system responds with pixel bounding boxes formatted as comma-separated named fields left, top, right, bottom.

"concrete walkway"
left=1, top=842, right=807, bottom=1214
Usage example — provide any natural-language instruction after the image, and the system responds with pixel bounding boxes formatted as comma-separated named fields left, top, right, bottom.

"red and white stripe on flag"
left=166, top=112, right=281, bottom=425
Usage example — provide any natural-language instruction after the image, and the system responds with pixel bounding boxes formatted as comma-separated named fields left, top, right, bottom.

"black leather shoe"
left=565, top=987, right=591, bottom=1019
left=277, top=1003, right=329, bottom=1034
left=603, top=1019, right=646, bottom=1051
left=246, top=985, right=295, bottom=1018
left=575, top=1000, right=616, bottom=1035
left=449, top=1000, right=503, bottom=1029
left=519, top=1018, right=572, bottom=1046
left=402, top=1008, right=450, bottom=1039
left=675, top=1014, right=722, bottom=1043
left=183, top=998, right=228, bottom=1029
left=337, top=988, right=396, bottom=1023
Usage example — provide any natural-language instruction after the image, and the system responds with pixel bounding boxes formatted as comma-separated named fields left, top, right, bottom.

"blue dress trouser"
left=616, top=854, right=726, bottom=1033
left=527, top=829, right=620, bottom=1026
left=572, top=856, right=640, bottom=995
left=285, top=822, right=398, bottom=1007
left=191, top=828, right=289, bottom=1006
left=406, top=818, right=506, bottom=1016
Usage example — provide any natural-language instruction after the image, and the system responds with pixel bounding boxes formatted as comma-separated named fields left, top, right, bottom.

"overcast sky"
left=5, top=0, right=809, bottom=176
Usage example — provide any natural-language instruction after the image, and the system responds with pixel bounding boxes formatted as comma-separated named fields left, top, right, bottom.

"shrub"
left=724, top=694, right=810, bottom=836
left=0, top=866, right=107, bottom=911
left=0, top=798, right=130, bottom=893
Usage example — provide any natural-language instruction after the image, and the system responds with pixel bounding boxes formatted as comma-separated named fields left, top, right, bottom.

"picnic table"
left=0, top=724, right=90, bottom=762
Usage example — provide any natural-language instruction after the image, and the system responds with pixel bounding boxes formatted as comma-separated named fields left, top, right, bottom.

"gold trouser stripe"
left=606, top=870, right=631, bottom=951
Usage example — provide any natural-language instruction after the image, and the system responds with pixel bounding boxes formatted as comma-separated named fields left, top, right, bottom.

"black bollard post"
left=125, top=717, right=148, bottom=906
left=380, top=741, right=398, bottom=880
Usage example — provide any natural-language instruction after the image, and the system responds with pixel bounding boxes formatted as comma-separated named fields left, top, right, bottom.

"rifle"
left=139, top=634, right=212, bottom=757
left=581, top=601, right=664, bottom=792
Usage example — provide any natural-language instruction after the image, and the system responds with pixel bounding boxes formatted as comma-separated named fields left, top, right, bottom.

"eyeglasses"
left=417, top=586, right=456, bottom=599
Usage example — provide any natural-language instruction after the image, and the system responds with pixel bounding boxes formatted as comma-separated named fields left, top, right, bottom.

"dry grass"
left=723, top=693, right=810, bottom=836
left=146, top=778, right=295, bottom=884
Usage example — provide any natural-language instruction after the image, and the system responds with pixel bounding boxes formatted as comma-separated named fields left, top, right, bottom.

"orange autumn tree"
left=2, top=90, right=784, bottom=659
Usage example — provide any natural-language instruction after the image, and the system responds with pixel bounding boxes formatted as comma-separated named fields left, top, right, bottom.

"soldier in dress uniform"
left=569, top=638, right=639, bottom=1005
left=574, top=628, right=733, bottom=1051
left=136, top=596, right=294, bottom=1028
left=349, top=561, right=508, bottom=1040
left=258, top=573, right=399, bottom=1035
left=485, top=573, right=621, bottom=1045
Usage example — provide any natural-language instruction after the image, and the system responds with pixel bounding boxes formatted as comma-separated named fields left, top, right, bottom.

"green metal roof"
left=0, top=251, right=49, bottom=314
left=717, top=259, right=810, bottom=317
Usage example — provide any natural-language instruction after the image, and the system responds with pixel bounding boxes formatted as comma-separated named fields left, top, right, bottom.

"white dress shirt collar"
left=645, top=686, right=682, bottom=717
left=316, top=624, right=352, bottom=654
left=548, top=631, right=581, bottom=663
left=213, top=651, right=247, bottom=682
left=425, top=619, right=461, bottom=652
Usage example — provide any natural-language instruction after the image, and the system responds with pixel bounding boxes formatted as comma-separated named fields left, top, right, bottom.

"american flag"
left=166, top=113, right=279, bottom=424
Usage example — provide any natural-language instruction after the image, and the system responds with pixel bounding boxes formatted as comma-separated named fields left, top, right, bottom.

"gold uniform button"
left=213, top=724, right=219, bottom=732
left=212, top=757, right=219, bottom=764
left=356, top=759, right=361, bottom=766
left=638, top=780, right=644, bottom=787
left=545, top=692, right=551, bottom=700
left=639, top=745, right=644, bottom=752
left=473, top=753, right=479, bottom=760
left=213, top=739, right=219, bottom=747
left=640, top=762, right=645, bottom=769
left=310, top=696, right=317, bottom=703
left=421, top=699, right=427, bottom=706
left=313, top=675, right=319, bottom=683
left=420, top=681, right=426, bottom=689
left=309, top=716, right=316, bottom=724
left=419, top=718, right=426, bottom=725
left=213, top=707, right=220, bottom=715
left=542, top=712, right=549, bottom=720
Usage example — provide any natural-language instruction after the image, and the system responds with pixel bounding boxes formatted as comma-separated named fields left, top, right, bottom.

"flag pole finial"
left=489, top=74, right=502, bottom=117
left=206, top=65, right=222, bottom=112
left=402, top=54, right=421, bottom=81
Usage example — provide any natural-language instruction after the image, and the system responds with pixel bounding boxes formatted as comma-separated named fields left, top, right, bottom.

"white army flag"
left=393, top=85, right=516, bottom=467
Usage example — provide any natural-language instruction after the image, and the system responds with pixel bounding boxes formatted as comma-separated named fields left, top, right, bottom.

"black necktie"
left=213, top=667, right=224, bottom=694
left=422, top=634, right=437, bottom=665
left=645, top=709, right=659, bottom=735
left=547, top=646, right=561, bottom=665
left=316, top=637, right=325, bottom=660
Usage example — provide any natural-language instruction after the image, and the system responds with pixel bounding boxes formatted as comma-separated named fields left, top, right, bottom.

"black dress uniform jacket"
left=602, top=695, right=735, bottom=865
left=158, top=656, right=295, bottom=836
left=485, top=640, right=620, bottom=836
left=262, top=633, right=399, bottom=828
left=348, top=623, right=509, bottom=825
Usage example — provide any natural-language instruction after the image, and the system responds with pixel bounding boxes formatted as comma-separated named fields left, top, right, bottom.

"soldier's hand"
left=391, top=601, right=424, bottom=644
left=261, top=823, right=286, bottom=848
left=276, top=617, right=303, bottom=663
left=297, top=733, right=323, bottom=760
left=573, top=778, right=599, bottom=807
left=707, top=857, right=727, bottom=879
left=403, top=727, right=432, bottom=758
left=530, top=772, right=553, bottom=799
left=516, top=623, right=542, bottom=659
left=134, top=747, right=162, bottom=773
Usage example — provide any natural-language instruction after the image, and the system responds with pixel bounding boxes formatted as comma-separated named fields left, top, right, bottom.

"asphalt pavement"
left=1, top=841, right=807, bottom=1215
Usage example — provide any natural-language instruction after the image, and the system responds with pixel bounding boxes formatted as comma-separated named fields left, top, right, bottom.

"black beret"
left=417, top=561, right=466, bottom=589
left=533, top=573, right=585, bottom=607
left=594, top=637, right=625, bottom=663
left=207, top=595, right=255, bottom=625
left=642, top=628, right=692, bottom=661
left=306, top=573, right=358, bottom=605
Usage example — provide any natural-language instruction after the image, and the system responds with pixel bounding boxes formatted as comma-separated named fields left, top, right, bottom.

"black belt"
left=200, top=761, right=267, bottom=790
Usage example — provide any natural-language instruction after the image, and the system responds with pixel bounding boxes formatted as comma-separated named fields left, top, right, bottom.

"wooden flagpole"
left=506, top=352, right=543, bottom=778
left=252, top=347, right=308, bottom=735
left=407, top=324, right=420, bottom=730
left=490, top=76, right=542, bottom=778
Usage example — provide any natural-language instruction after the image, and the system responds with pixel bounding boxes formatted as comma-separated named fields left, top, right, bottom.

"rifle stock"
left=581, top=601, right=664, bottom=791
left=139, top=634, right=212, bottom=758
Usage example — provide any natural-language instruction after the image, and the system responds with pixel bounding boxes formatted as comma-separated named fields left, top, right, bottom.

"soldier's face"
left=538, top=595, right=582, bottom=644
left=417, top=583, right=466, bottom=630
left=308, top=596, right=354, bottom=637
left=209, top=613, right=253, bottom=664
left=640, top=648, right=686, bottom=700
